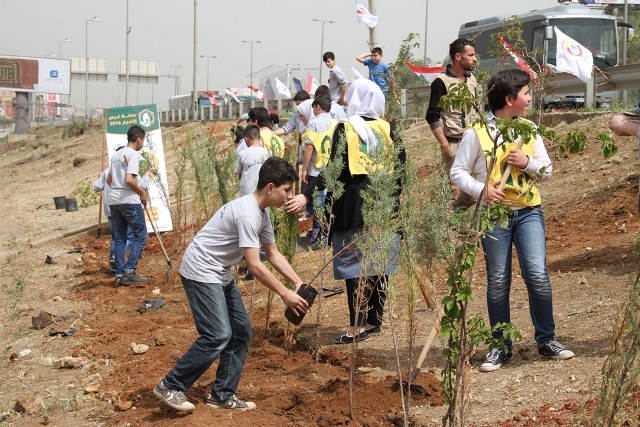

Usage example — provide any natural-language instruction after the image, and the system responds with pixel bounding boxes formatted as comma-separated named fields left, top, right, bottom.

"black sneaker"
left=206, top=394, right=256, bottom=411
left=538, top=340, right=575, bottom=360
left=334, top=330, right=370, bottom=345
left=623, top=105, right=640, bottom=118
left=479, top=347, right=513, bottom=372
left=153, top=380, right=195, bottom=411
left=119, top=272, right=149, bottom=285
left=244, top=273, right=255, bottom=281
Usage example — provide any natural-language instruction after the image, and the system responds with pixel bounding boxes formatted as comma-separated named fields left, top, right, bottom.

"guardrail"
left=159, top=98, right=297, bottom=123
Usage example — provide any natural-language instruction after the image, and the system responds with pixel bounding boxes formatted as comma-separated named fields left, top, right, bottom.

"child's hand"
left=284, top=194, right=308, bottom=214
left=484, top=182, right=505, bottom=205
left=282, top=289, right=309, bottom=316
left=506, top=148, right=528, bottom=169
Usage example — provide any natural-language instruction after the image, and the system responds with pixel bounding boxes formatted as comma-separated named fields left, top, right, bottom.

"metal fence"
left=159, top=98, right=297, bottom=123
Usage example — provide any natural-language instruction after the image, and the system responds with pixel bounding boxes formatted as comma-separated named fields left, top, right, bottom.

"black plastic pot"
left=53, top=196, right=66, bottom=209
left=65, top=197, right=78, bottom=212
left=284, top=284, right=318, bottom=325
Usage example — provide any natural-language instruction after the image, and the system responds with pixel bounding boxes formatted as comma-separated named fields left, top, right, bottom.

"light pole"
left=423, top=0, right=429, bottom=64
left=58, top=38, right=71, bottom=58
left=242, top=40, right=262, bottom=89
left=200, top=55, right=217, bottom=92
left=170, top=65, right=182, bottom=96
left=45, top=53, right=56, bottom=58
left=312, top=19, right=334, bottom=84
left=85, top=16, right=101, bottom=119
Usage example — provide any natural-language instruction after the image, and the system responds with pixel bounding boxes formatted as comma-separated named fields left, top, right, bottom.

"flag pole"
left=368, top=0, right=377, bottom=47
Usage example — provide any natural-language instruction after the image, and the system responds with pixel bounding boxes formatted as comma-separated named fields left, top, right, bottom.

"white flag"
left=355, top=0, right=378, bottom=28
left=274, top=77, right=292, bottom=98
left=554, top=27, right=593, bottom=83
left=225, top=88, right=241, bottom=103
left=350, top=66, right=365, bottom=80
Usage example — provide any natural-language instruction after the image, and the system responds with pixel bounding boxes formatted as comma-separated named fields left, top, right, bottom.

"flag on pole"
left=554, top=27, right=593, bottom=83
left=350, top=66, right=365, bottom=80
left=355, top=0, right=378, bottom=28
left=305, top=73, right=320, bottom=94
left=247, top=85, right=266, bottom=101
left=406, top=62, right=444, bottom=84
left=274, top=77, right=292, bottom=98
left=225, top=88, right=241, bottom=103
left=204, top=91, right=218, bottom=107
left=497, top=37, right=538, bottom=81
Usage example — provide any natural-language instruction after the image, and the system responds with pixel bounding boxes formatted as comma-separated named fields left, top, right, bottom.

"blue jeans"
left=481, top=206, right=555, bottom=348
left=107, top=216, right=133, bottom=263
left=164, top=276, right=252, bottom=401
left=109, top=204, right=147, bottom=275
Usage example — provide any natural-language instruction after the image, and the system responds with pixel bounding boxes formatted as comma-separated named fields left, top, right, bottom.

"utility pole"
left=368, top=0, right=377, bottom=48
left=312, top=19, right=334, bottom=85
left=193, top=0, right=198, bottom=117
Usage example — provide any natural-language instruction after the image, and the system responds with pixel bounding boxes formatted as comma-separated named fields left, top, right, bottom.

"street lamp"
left=85, top=16, right=101, bottom=119
left=45, top=53, right=56, bottom=58
left=200, top=55, right=217, bottom=92
left=242, top=40, right=262, bottom=89
left=170, top=65, right=182, bottom=96
left=58, top=38, right=71, bottom=59
left=312, top=19, right=334, bottom=84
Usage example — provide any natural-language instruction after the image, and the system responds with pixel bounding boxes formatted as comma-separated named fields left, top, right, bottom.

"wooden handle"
left=144, top=205, right=171, bottom=265
left=496, top=140, right=524, bottom=191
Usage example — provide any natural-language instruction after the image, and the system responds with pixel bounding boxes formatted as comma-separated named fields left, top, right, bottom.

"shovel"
left=409, top=318, right=440, bottom=383
left=144, top=204, right=172, bottom=282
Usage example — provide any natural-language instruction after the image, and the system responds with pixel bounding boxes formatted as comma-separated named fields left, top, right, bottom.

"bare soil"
left=0, top=115, right=638, bottom=427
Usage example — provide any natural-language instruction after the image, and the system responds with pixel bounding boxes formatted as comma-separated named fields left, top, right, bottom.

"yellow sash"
left=343, top=119, right=394, bottom=175
left=260, top=129, right=285, bottom=158
left=305, top=119, right=337, bottom=168
left=474, top=121, right=540, bottom=207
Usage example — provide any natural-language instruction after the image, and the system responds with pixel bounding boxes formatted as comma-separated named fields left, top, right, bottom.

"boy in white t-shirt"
left=235, top=125, right=270, bottom=197
left=154, top=157, right=309, bottom=412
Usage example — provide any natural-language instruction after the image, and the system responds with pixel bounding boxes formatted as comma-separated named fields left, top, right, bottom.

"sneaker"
left=365, top=325, right=381, bottom=334
left=479, top=347, right=513, bottom=372
left=153, top=380, right=195, bottom=411
left=119, top=272, right=149, bottom=286
left=623, top=105, right=640, bottom=117
left=206, top=394, right=256, bottom=411
left=114, top=276, right=123, bottom=287
left=244, top=273, right=255, bottom=281
left=310, top=235, right=326, bottom=251
left=334, top=330, right=370, bottom=345
left=538, top=340, right=575, bottom=360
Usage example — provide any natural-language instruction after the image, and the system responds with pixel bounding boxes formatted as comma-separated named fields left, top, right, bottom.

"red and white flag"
left=406, top=62, right=444, bottom=84
left=355, top=0, right=378, bottom=28
left=274, top=77, right=292, bottom=98
left=554, top=27, right=593, bottom=83
left=497, top=37, right=538, bottom=82
left=247, top=85, right=266, bottom=101
left=225, top=88, right=241, bottom=104
left=204, top=91, right=217, bottom=107
left=305, top=73, right=320, bottom=94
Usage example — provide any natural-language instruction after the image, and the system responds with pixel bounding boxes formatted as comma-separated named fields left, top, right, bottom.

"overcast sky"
left=3, top=0, right=566, bottom=110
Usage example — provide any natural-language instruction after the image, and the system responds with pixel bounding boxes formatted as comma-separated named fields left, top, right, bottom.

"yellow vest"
left=260, top=129, right=285, bottom=158
left=305, top=119, right=337, bottom=168
left=474, top=121, right=541, bottom=207
left=343, top=119, right=394, bottom=175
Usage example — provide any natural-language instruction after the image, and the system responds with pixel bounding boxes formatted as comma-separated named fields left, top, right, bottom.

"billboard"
left=0, top=55, right=71, bottom=94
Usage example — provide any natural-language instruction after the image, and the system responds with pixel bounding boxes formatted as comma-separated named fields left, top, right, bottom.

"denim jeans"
left=481, top=206, right=555, bottom=348
left=107, top=216, right=133, bottom=263
left=109, top=204, right=147, bottom=275
left=164, top=276, right=252, bottom=401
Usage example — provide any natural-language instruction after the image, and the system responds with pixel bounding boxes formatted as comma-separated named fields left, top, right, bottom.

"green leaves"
left=597, top=132, right=618, bottom=159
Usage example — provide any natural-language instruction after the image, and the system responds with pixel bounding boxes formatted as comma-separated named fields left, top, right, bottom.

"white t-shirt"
left=236, top=146, right=270, bottom=197
left=108, top=147, right=141, bottom=205
left=179, top=195, right=275, bottom=284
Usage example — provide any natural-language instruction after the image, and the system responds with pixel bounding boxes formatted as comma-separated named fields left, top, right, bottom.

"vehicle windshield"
left=547, top=18, right=617, bottom=68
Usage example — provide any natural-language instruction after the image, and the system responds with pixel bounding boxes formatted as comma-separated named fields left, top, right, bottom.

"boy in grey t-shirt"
left=154, top=157, right=309, bottom=412
left=235, top=125, right=270, bottom=197
left=107, top=125, right=149, bottom=287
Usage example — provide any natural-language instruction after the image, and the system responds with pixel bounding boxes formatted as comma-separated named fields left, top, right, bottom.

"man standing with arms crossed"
left=426, top=38, right=478, bottom=209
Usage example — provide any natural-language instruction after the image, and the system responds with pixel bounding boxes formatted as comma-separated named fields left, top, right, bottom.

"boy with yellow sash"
left=301, top=96, right=337, bottom=248
left=248, top=107, right=285, bottom=158
left=451, top=69, right=574, bottom=372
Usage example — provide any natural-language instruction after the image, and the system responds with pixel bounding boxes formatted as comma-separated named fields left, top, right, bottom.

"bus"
left=458, top=3, right=633, bottom=107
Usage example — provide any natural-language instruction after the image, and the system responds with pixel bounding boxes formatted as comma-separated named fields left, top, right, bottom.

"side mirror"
left=545, top=25, right=554, bottom=41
